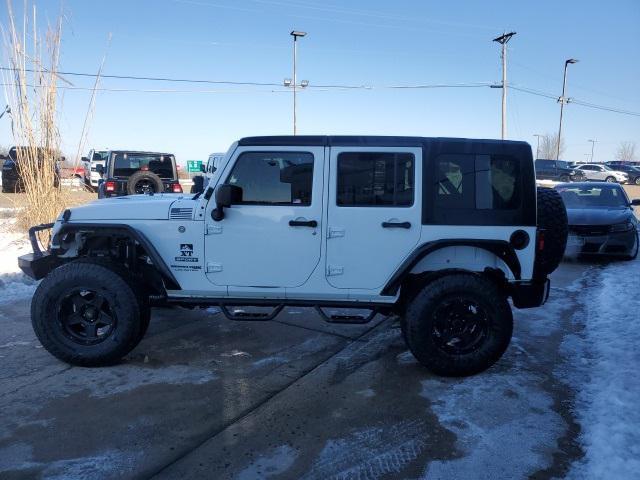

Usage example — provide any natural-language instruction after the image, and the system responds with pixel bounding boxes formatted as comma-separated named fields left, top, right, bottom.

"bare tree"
left=538, top=133, right=565, bottom=160
left=615, top=141, right=637, bottom=162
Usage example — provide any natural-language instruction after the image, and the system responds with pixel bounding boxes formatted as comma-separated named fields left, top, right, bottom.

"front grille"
left=570, top=225, right=610, bottom=236
left=170, top=207, right=193, bottom=220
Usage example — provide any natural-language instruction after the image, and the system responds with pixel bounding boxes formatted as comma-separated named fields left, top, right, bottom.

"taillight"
left=105, top=181, right=116, bottom=192
left=172, top=183, right=183, bottom=193
left=537, top=231, right=545, bottom=251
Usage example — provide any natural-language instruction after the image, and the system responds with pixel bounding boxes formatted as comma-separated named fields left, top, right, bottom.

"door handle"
left=289, top=219, right=318, bottom=228
left=382, top=221, right=411, bottom=229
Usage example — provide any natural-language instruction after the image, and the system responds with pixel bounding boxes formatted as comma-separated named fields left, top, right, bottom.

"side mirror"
left=95, top=164, right=104, bottom=176
left=631, top=199, right=640, bottom=206
left=211, top=184, right=243, bottom=221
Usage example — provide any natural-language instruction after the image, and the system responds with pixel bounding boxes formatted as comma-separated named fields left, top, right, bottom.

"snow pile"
left=567, top=261, right=640, bottom=478
left=0, top=215, right=38, bottom=305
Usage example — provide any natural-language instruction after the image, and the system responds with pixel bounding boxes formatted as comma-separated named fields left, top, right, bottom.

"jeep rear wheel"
left=31, top=262, right=144, bottom=366
left=401, top=274, right=513, bottom=376
left=534, top=187, right=568, bottom=276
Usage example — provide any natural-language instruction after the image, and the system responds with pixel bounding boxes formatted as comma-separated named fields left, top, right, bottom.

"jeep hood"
left=67, top=194, right=188, bottom=221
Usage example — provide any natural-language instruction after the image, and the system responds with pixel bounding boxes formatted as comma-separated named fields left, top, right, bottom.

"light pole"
left=588, top=139, right=597, bottom=162
left=290, top=30, right=306, bottom=135
left=493, top=32, right=516, bottom=140
left=556, top=58, right=578, bottom=160
left=533, top=134, right=542, bottom=159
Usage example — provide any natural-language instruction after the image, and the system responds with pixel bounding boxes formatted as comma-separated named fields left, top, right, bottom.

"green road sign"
left=186, top=160, right=203, bottom=173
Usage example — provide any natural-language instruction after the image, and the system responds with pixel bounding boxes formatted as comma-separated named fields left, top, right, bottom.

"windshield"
left=112, top=153, right=175, bottom=178
left=92, top=151, right=108, bottom=161
left=556, top=185, right=629, bottom=208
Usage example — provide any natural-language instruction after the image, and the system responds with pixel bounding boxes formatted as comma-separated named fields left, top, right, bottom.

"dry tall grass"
left=2, top=1, right=68, bottom=237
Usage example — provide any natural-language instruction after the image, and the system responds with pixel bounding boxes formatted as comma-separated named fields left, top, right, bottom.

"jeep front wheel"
left=31, top=262, right=144, bottom=366
left=401, top=274, right=513, bottom=376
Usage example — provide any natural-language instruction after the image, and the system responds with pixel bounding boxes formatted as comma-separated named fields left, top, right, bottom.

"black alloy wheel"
left=134, top=179, right=157, bottom=194
left=431, top=298, right=488, bottom=355
left=58, top=289, right=116, bottom=345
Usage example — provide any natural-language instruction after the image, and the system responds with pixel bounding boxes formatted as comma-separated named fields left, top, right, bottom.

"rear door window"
left=337, top=152, right=414, bottom=207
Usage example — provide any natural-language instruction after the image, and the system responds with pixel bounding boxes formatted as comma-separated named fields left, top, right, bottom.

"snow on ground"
left=0, top=214, right=38, bottom=306
left=565, top=260, right=640, bottom=479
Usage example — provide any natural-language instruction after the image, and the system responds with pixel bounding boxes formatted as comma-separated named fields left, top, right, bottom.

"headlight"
left=610, top=221, right=634, bottom=232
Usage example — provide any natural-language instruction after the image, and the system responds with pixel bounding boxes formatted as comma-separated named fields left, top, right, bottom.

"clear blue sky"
left=1, top=0, right=639, bottom=164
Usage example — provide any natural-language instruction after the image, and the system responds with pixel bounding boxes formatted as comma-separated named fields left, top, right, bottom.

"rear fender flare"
left=381, top=239, right=521, bottom=296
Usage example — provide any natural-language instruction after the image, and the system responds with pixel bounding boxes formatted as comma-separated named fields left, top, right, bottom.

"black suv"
left=1, top=146, right=61, bottom=193
left=605, top=162, right=640, bottom=185
left=97, top=150, right=183, bottom=198
left=535, top=159, right=585, bottom=182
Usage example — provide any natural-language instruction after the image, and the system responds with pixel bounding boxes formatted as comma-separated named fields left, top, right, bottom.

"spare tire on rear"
left=127, top=170, right=164, bottom=195
left=534, top=186, right=568, bottom=276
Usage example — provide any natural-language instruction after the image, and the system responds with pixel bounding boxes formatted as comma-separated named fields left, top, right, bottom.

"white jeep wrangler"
left=19, top=136, right=568, bottom=376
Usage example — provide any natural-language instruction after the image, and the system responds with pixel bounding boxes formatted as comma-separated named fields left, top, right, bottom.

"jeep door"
left=326, top=147, right=422, bottom=290
left=204, top=147, right=324, bottom=289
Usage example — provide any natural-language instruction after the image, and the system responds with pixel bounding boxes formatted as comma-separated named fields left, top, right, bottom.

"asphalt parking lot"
left=1, top=255, right=637, bottom=479
left=0, top=185, right=639, bottom=479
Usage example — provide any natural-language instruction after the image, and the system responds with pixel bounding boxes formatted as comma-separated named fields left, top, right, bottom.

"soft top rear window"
left=112, top=153, right=175, bottom=178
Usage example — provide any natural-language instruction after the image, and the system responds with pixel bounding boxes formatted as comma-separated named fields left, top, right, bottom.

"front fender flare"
left=53, top=223, right=180, bottom=290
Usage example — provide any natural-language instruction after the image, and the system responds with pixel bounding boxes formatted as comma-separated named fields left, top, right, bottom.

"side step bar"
left=219, top=304, right=284, bottom=321
left=215, top=304, right=379, bottom=324
left=314, top=306, right=378, bottom=324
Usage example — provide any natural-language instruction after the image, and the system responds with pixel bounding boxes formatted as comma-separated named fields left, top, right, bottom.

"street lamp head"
left=283, top=78, right=292, bottom=87
left=290, top=30, right=307, bottom=38
left=300, top=80, right=309, bottom=88
left=566, top=58, right=578, bottom=64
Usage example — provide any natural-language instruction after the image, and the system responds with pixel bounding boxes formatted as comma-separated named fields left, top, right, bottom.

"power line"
left=2, top=66, right=639, bottom=117
left=510, top=85, right=640, bottom=117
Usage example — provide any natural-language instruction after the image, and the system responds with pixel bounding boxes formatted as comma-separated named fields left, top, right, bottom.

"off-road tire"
left=31, top=262, right=144, bottom=366
left=401, top=273, right=513, bottom=377
left=126, top=170, right=164, bottom=195
left=534, top=187, right=568, bottom=276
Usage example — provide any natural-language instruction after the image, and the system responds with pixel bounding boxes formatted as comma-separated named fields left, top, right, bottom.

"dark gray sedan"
left=555, top=182, right=640, bottom=259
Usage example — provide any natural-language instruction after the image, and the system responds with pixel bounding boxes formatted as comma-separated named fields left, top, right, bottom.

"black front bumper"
left=510, top=278, right=551, bottom=309
left=19, top=253, right=61, bottom=280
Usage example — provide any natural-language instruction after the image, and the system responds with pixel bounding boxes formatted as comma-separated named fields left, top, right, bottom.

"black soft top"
left=238, top=135, right=529, bottom=149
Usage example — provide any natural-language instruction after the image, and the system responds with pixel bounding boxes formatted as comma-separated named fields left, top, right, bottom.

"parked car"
left=606, top=160, right=640, bottom=168
left=603, top=163, right=640, bottom=185
left=20, top=135, right=569, bottom=377
left=82, top=149, right=109, bottom=191
left=574, top=163, right=628, bottom=183
left=556, top=182, right=639, bottom=258
left=97, top=150, right=183, bottom=198
left=1, top=146, right=61, bottom=193
left=534, top=159, right=585, bottom=182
